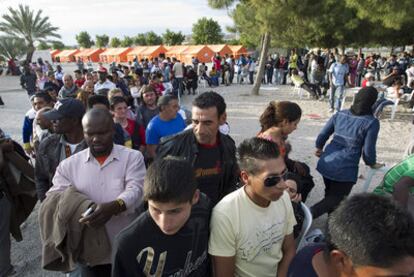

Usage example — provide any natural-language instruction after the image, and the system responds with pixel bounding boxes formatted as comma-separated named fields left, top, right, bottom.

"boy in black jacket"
left=112, top=157, right=211, bottom=277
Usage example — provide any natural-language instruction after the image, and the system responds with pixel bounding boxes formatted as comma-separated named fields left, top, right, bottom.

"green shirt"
left=373, top=155, right=414, bottom=195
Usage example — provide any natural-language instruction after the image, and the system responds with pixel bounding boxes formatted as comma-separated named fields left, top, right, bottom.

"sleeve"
left=112, top=242, right=144, bottom=277
left=208, top=209, right=236, bottom=257
left=145, top=121, right=160, bottom=145
left=117, top=151, right=146, bottom=213
left=46, top=159, right=73, bottom=196
left=22, top=116, right=33, bottom=144
left=328, top=63, right=334, bottom=73
left=315, top=115, right=335, bottom=149
left=34, top=144, right=52, bottom=201
left=362, top=119, right=380, bottom=166
left=283, top=193, right=297, bottom=236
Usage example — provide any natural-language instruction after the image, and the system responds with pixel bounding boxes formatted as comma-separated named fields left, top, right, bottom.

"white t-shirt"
left=209, top=187, right=296, bottom=277
left=94, top=80, right=116, bottom=93
left=172, top=62, right=184, bottom=78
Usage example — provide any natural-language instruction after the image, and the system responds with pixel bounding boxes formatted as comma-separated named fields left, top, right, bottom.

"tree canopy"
left=192, top=17, right=223, bottom=44
left=0, top=36, right=27, bottom=60
left=110, top=37, right=121, bottom=48
left=162, top=29, right=185, bottom=46
left=95, top=34, right=109, bottom=48
left=121, top=36, right=134, bottom=47
left=76, top=31, right=94, bottom=48
left=0, top=4, right=60, bottom=63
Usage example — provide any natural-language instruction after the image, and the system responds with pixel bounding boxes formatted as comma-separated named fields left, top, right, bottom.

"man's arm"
left=393, top=176, right=414, bottom=208
left=211, top=256, right=235, bottom=277
left=276, top=233, right=296, bottom=277
left=146, top=144, right=157, bottom=160
left=35, top=145, right=53, bottom=201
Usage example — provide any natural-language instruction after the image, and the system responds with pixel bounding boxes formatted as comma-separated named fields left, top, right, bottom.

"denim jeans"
left=0, top=194, right=12, bottom=277
left=329, top=84, right=345, bottom=111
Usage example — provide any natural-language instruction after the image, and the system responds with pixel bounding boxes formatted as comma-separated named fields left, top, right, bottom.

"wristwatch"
left=116, top=198, right=126, bottom=214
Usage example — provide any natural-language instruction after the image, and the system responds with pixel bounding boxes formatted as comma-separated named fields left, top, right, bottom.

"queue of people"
left=0, top=65, right=414, bottom=277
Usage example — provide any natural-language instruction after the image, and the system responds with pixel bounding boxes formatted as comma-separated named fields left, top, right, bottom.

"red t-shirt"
left=75, top=78, right=85, bottom=88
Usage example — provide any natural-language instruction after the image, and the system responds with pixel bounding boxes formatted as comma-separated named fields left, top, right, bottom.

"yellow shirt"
left=209, top=187, right=296, bottom=277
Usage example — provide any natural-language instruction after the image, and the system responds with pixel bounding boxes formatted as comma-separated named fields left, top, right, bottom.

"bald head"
left=82, top=108, right=115, bottom=157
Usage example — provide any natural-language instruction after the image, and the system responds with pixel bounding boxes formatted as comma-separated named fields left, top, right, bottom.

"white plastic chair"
left=341, top=87, right=361, bottom=110
left=297, top=202, right=313, bottom=251
left=293, top=84, right=311, bottom=99
left=361, top=165, right=390, bottom=192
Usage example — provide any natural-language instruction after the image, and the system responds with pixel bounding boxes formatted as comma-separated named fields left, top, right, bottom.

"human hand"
left=79, top=201, right=120, bottom=228
left=291, top=193, right=302, bottom=203
left=315, top=148, right=323, bottom=157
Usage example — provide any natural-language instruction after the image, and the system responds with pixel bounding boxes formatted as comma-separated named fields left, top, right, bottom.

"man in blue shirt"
left=328, top=55, right=349, bottom=112
left=146, top=95, right=186, bottom=159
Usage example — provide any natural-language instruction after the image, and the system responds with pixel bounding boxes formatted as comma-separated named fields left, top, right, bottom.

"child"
left=284, top=173, right=305, bottom=239
left=112, top=157, right=211, bottom=277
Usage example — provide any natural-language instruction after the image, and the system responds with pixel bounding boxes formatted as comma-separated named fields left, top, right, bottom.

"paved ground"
left=0, top=66, right=412, bottom=276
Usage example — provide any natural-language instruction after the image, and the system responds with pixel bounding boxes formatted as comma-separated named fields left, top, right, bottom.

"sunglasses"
left=263, top=169, right=288, bottom=187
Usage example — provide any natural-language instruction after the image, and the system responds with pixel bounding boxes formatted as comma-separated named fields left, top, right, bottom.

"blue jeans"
left=329, top=84, right=345, bottom=111
left=0, top=194, right=12, bottom=277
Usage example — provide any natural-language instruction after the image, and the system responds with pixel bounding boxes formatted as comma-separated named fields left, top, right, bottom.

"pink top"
left=48, top=144, right=146, bottom=261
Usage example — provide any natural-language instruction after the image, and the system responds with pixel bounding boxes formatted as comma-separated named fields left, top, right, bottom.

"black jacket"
left=157, top=129, right=239, bottom=204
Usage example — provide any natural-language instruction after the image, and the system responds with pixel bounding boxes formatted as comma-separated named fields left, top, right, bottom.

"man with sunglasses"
left=209, top=137, right=296, bottom=277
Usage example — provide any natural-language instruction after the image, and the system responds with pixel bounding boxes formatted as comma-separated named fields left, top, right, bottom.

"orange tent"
left=229, top=45, right=248, bottom=58
left=126, top=46, right=148, bottom=62
left=55, top=49, right=80, bottom=63
left=181, top=45, right=215, bottom=65
left=74, top=48, right=105, bottom=62
left=50, top=49, right=61, bottom=62
left=166, top=45, right=189, bottom=61
left=99, top=47, right=132, bottom=63
left=208, top=44, right=233, bottom=57
left=138, top=45, right=168, bottom=60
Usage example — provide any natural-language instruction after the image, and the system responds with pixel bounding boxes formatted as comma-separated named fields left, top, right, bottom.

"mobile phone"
left=82, top=207, right=94, bottom=217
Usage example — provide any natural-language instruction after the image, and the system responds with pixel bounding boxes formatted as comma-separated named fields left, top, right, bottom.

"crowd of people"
left=0, top=52, right=414, bottom=277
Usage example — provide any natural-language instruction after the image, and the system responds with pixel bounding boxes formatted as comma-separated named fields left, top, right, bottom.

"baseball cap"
left=43, top=98, right=85, bottom=121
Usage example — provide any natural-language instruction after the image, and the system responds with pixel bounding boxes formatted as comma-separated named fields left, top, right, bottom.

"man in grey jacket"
left=35, top=98, right=86, bottom=201
left=58, top=74, right=78, bottom=99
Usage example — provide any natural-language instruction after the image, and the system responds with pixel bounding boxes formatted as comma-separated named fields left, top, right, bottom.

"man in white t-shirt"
left=94, top=69, right=116, bottom=95
left=172, top=57, right=184, bottom=96
left=209, top=137, right=296, bottom=277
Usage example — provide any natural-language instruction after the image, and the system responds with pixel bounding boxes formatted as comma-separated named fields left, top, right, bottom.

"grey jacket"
left=58, top=84, right=78, bottom=98
left=35, top=134, right=87, bottom=201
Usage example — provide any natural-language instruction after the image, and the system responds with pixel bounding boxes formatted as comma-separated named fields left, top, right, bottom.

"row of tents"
left=51, top=44, right=248, bottom=65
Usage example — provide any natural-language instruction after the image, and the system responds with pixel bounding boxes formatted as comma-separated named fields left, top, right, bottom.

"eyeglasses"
left=263, top=169, right=288, bottom=187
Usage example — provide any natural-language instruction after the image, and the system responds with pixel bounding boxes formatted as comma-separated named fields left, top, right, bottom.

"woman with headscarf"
left=312, top=86, right=383, bottom=218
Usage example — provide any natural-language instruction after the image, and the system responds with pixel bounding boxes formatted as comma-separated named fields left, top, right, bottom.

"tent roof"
left=100, top=47, right=131, bottom=56
left=140, top=45, right=166, bottom=55
left=75, top=48, right=103, bottom=56
left=228, top=45, right=247, bottom=52
left=50, top=49, right=61, bottom=55
left=208, top=44, right=230, bottom=52
left=127, top=46, right=149, bottom=56
left=182, top=45, right=209, bottom=55
left=55, top=49, right=79, bottom=57
left=166, top=45, right=189, bottom=55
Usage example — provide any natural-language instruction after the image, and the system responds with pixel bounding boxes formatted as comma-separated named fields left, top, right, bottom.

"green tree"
left=110, top=37, right=121, bottom=48
left=0, top=4, right=60, bottom=64
left=192, top=17, right=223, bottom=44
left=121, top=36, right=134, bottom=47
left=0, top=36, right=27, bottom=60
left=76, top=31, right=94, bottom=48
left=145, top=31, right=163, bottom=45
left=162, top=29, right=185, bottom=45
left=134, top=33, right=147, bottom=45
left=52, top=41, right=65, bottom=50
left=37, top=41, right=50, bottom=50
left=95, top=34, right=109, bottom=48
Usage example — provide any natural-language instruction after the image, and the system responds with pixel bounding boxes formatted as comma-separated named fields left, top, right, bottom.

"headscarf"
left=350, top=86, right=378, bottom=116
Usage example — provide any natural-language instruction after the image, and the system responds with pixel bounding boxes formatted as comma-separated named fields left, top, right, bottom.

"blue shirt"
left=316, top=110, right=379, bottom=183
left=146, top=114, right=186, bottom=145
left=328, top=62, right=349, bottom=86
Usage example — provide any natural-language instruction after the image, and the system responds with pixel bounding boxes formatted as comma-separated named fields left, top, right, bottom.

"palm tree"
left=0, top=4, right=60, bottom=64
left=0, top=36, right=27, bottom=60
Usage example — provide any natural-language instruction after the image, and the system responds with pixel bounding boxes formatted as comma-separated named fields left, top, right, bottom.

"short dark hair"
left=157, top=95, right=178, bottom=111
left=34, top=92, right=53, bottom=103
left=110, top=96, right=128, bottom=110
left=237, top=137, right=280, bottom=175
left=88, top=95, right=110, bottom=109
left=144, top=157, right=197, bottom=203
left=325, top=193, right=414, bottom=268
left=192, top=91, right=226, bottom=117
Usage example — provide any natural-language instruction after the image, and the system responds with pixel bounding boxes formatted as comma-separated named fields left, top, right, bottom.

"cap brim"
left=43, top=110, right=64, bottom=121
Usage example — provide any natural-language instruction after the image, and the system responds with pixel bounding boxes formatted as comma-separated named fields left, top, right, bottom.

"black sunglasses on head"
left=264, top=169, right=288, bottom=187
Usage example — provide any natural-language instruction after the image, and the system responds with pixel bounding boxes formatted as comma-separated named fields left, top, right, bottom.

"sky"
left=0, top=0, right=234, bottom=45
